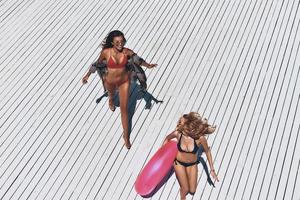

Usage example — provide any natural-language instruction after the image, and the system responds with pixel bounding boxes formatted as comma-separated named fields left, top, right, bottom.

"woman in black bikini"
left=82, top=30, right=157, bottom=149
left=163, top=112, right=219, bottom=200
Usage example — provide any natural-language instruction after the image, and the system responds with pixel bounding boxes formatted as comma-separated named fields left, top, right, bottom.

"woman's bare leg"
left=186, top=165, right=198, bottom=195
left=174, top=163, right=189, bottom=200
left=118, top=79, right=131, bottom=149
left=104, top=79, right=116, bottom=111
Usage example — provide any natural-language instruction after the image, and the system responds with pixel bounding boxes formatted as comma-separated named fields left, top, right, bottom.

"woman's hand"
left=210, top=169, right=219, bottom=182
left=147, top=63, right=158, bottom=68
left=162, top=139, right=168, bottom=146
left=82, top=75, right=89, bottom=84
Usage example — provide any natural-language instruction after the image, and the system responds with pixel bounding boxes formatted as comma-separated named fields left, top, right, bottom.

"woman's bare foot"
left=108, top=98, right=115, bottom=111
left=123, top=135, right=131, bottom=149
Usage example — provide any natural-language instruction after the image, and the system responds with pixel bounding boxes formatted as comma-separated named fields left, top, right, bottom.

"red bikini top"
left=107, top=50, right=128, bottom=69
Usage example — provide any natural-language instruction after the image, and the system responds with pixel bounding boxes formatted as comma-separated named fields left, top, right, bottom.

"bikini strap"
left=194, top=138, right=198, bottom=146
left=179, top=133, right=183, bottom=143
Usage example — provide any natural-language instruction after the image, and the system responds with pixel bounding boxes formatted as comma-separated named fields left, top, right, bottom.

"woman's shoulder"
left=169, top=130, right=180, bottom=139
left=101, top=48, right=110, bottom=53
left=197, top=135, right=207, bottom=144
left=123, top=48, right=135, bottom=56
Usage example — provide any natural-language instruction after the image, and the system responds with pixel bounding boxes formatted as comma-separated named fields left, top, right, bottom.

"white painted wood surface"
left=1, top=0, right=299, bottom=199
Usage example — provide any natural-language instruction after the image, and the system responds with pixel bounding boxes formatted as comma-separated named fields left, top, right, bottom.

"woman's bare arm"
left=162, top=130, right=178, bottom=145
left=126, top=48, right=157, bottom=68
left=82, top=50, right=106, bottom=84
left=200, top=136, right=219, bottom=181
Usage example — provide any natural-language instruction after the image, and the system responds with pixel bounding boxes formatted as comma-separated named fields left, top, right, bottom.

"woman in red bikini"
left=82, top=30, right=157, bottom=149
left=163, top=112, right=219, bottom=200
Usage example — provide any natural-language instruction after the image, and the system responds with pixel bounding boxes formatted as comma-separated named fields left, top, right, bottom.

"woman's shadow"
left=95, top=79, right=163, bottom=136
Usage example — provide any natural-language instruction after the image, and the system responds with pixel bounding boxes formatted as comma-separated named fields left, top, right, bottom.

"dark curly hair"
left=101, top=30, right=127, bottom=49
left=176, top=112, right=215, bottom=140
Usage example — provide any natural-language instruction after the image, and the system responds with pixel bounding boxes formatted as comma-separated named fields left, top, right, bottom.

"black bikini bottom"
left=174, top=159, right=200, bottom=167
left=174, top=144, right=216, bottom=187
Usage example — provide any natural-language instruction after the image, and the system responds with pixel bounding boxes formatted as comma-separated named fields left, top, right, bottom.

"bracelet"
left=210, top=169, right=215, bottom=172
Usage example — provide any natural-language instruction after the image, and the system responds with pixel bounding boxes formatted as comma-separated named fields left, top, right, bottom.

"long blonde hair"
left=176, top=112, right=215, bottom=139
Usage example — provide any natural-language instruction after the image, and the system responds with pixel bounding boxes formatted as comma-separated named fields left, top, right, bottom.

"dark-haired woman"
left=163, top=112, right=219, bottom=200
left=82, top=30, right=157, bottom=149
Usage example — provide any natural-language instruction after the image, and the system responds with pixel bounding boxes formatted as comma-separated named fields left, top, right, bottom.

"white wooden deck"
left=1, top=0, right=300, bottom=199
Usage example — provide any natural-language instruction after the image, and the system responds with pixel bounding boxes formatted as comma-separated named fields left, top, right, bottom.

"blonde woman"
left=163, top=112, right=219, bottom=200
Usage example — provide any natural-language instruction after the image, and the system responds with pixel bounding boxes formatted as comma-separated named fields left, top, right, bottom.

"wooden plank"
left=292, top=158, right=300, bottom=200
left=280, top=31, right=300, bottom=199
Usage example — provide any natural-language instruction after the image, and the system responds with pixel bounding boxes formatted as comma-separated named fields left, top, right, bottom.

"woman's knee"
left=189, top=182, right=197, bottom=195
left=120, top=103, right=128, bottom=113
left=119, top=96, right=129, bottom=113
left=189, top=190, right=196, bottom=195
left=180, top=186, right=189, bottom=195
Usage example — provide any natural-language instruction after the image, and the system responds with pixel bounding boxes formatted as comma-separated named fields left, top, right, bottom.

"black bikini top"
left=177, top=133, right=199, bottom=154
